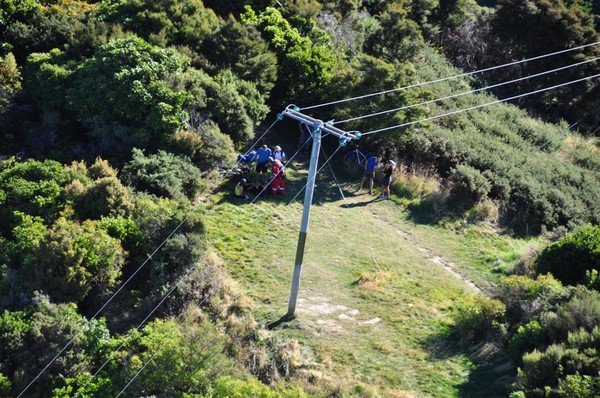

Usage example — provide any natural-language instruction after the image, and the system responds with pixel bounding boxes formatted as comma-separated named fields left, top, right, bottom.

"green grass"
left=204, top=166, right=537, bottom=397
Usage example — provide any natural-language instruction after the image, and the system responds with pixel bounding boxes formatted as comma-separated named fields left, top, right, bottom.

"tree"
left=0, top=53, right=21, bottom=118
left=98, top=0, right=221, bottom=50
left=489, top=0, right=600, bottom=125
left=122, top=148, right=205, bottom=201
left=242, top=6, right=338, bottom=104
left=65, top=158, right=134, bottom=221
left=65, top=37, right=190, bottom=157
left=365, top=3, right=425, bottom=63
left=26, top=216, right=126, bottom=303
left=168, top=66, right=269, bottom=146
left=536, top=225, right=600, bottom=285
left=0, top=295, right=110, bottom=396
left=203, top=16, right=278, bottom=96
left=170, top=122, right=236, bottom=170
left=0, top=158, right=69, bottom=234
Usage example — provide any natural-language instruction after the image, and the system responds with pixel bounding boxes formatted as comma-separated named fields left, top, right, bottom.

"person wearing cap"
left=359, top=154, right=382, bottom=194
left=255, top=144, right=272, bottom=174
left=273, top=145, right=287, bottom=162
left=234, top=178, right=249, bottom=200
left=270, top=159, right=286, bottom=196
left=379, top=160, right=396, bottom=199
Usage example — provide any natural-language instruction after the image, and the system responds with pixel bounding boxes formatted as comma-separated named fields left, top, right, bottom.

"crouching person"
left=235, top=178, right=249, bottom=200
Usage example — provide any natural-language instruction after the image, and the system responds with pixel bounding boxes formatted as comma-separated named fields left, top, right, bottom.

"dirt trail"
left=350, top=192, right=487, bottom=295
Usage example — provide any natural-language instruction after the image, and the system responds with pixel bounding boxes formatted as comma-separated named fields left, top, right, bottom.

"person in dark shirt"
left=379, top=160, right=396, bottom=199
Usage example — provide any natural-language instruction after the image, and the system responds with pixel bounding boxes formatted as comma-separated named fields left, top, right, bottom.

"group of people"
left=234, top=143, right=288, bottom=200
left=358, top=154, right=396, bottom=199
left=234, top=143, right=397, bottom=201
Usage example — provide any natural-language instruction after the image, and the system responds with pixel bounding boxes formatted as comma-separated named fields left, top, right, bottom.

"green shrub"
left=536, top=225, right=600, bottom=285
left=27, top=217, right=126, bottom=303
left=497, top=274, right=570, bottom=325
left=123, top=148, right=206, bottom=201
left=545, top=288, right=600, bottom=343
left=557, top=372, right=600, bottom=398
left=448, top=164, right=491, bottom=205
left=450, top=294, right=506, bottom=342
left=509, top=320, right=546, bottom=361
left=516, top=345, right=565, bottom=394
left=0, top=158, right=69, bottom=234
left=171, top=122, right=236, bottom=170
left=210, top=376, right=309, bottom=398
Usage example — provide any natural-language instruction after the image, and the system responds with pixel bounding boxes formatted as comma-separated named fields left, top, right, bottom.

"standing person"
left=379, top=160, right=396, bottom=199
left=359, top=154, right=382, bottom=194
left=255, top=144, right=272, bottom=174
left=270, top=159, right=286, bottom=196
left=273, top=145, right=287, bottom=162
left=297, top=122, right=308, bottom=150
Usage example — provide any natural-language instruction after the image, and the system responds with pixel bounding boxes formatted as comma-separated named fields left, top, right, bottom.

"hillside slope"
left=205, top=166, right=533, bottom=397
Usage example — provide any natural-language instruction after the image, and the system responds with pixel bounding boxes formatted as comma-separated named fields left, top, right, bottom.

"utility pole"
left=280, top=105, right=359, bottom=319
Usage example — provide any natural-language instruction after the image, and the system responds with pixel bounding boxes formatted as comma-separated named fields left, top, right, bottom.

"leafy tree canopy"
left=242, top=5, right=338, bottom=103
left=65, top=37, right=190, bottom=156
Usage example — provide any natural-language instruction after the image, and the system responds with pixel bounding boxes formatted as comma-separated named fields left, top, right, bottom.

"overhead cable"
left=335, top=56, right=600, bottom=125
left=301, top=41, right=600, bottom=111
left=287, top=144, right=343, bottom=205
left=361, top=72, right=600, bottom=136
left=17, top=116, right=283, bottom=398
left=75, top=261, right=209, bottom=398
left=16, top=216, right=189, bottom=398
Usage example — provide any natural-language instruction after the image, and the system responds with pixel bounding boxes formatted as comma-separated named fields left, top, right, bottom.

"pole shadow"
left=266, top=313, right=296, bottom=330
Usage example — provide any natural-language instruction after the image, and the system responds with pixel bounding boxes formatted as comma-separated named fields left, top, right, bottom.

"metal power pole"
left=279, top=106, right=359, bottom=319
left=287, top=121, right=322, bottom=318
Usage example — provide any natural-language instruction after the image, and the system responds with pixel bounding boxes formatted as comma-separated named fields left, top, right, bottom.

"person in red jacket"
left=270, top=159, right=286, bottom=195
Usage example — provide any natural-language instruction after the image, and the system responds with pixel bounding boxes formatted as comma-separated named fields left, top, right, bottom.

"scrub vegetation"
left=1, top=0, right=600, bottom=396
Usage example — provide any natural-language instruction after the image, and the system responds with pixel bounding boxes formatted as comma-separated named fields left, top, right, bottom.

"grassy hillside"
left=205, top=163, right=539, bottom=397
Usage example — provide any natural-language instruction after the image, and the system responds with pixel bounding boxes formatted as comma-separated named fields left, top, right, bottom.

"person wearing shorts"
left=380, top=160, right=396, bottom=199
left=255, top=144, right=272, bottom=174
left=359, top=154, right=382, bottom=194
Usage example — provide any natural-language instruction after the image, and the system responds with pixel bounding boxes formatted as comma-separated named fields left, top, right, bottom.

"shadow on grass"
left=424, top=331, right=516, bottom=397
left=405, top=200, right=443, bottom=225
left=266, top=313, right=296, bottom=330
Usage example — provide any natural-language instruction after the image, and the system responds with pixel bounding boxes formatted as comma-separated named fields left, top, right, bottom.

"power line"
left=287, top=144, right=343, bottom=205
left=361, top=72, right=600, bottom=136
left=249, top=135, right=313, bottom=204
left=74, top=259, right=209, bottom=397
left=111, top=295, right=209, bottom=398
left=300, top=41, right=600, bottom=111
left=334, top=56, right=600, bottom=125
left=320, top=145, right=346, bottom=200
left=16, top=216, right=189, bottom=398
left=16, top=118, right=283, bottom=398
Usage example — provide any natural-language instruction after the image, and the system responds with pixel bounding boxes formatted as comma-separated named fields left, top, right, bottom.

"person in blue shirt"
left=359, top=154, right=382, bottom=194
left=255, top=144, right=272, bottom=174
left=237, top=149, right=256, bottom=165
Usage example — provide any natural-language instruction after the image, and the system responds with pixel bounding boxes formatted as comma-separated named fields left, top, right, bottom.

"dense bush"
left=170, top=123, right=236, bottom=170
left=450, top=294, right=506, bottom=342
left=123, top=148, right=206, bottom=201
left=536, top=225, right=600, bottom=285
left=26, top=216, right=126, bottom=303
left=448, top=164, right=491, bottom=205
left=0, top=158, right=70, bottom=234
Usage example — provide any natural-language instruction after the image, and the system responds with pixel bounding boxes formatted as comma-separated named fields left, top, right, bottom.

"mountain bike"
left=343, top=144, right=368, bottom=173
